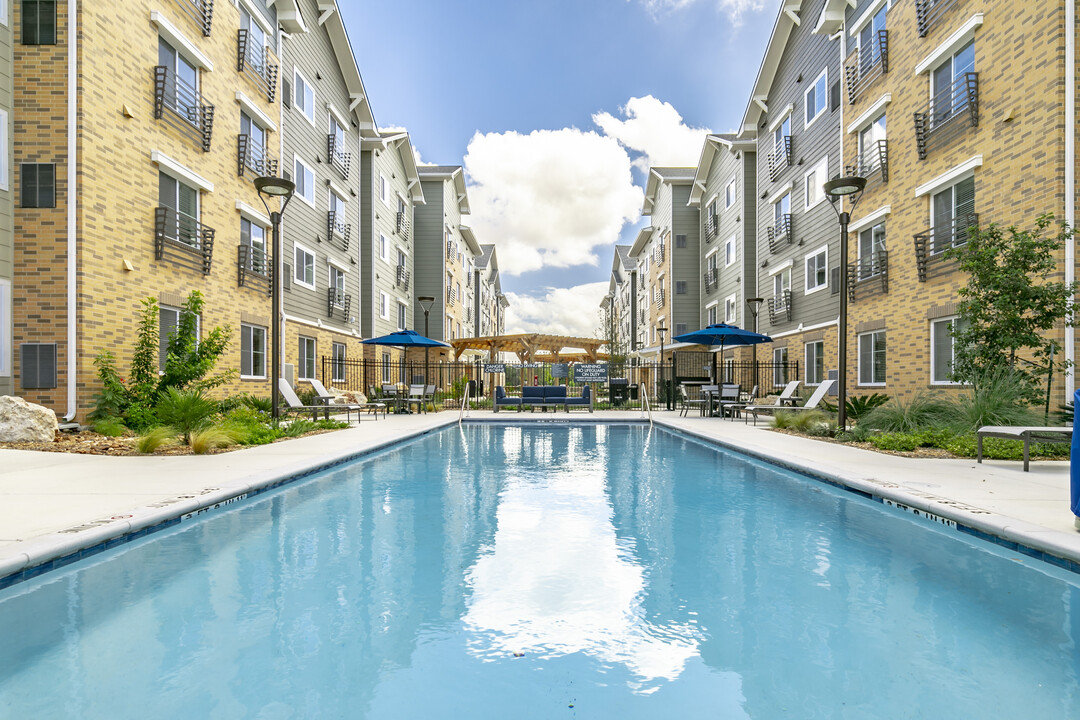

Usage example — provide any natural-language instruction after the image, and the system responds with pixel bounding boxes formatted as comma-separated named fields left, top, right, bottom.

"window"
left=329, top=265, right=345, bottom=307
left=774, top=116, right=790, bottom=157
left=724, top=294, right=737, bottom=324
left=294, top=157, right=314, bottom=205
left=294, top=244, right=315, bottom=288
left=240, top=7, right=267, bottom=74
left=773, top=346, right=789, bottom=385
left=773, top=267, right=791, bottom=298
left=774, top=192, right=791, bottom=227
left=804, top=156, right=829, bottom=210
left=725, top=177, right=736, bottom=209
left=805, top=246, right=828, bottom=293
left=158, top=171, right=199, bottom=247
left=380, top=291, right=389, bottom=319
left=931, top=316, right=969, bottom=384
left=330, top=115, right=346, bottom=153
left=724, top=236, right=737, bottom=267
left=240, top=112, right=268, bottom=173
left=379, top=173, right=390, bottom=205
left=858, top=330, right=886, bottom=385
left=858, top=113, right=887, bottom=174
left=858, top=222, right=886, bottom=279
left=858, top=5, right=887, bottom=75
left=298, top=336, right=316, bottom=380
left=0, top=280, right=9, bottom=376
left=22, top=0, right=55, bottom=44
left=381, top=352, right=391, bottom=383
left=805, top=340, right=825, bottom=385
left=21, top=163, right=55, bottom=208
left=931, top=176, right=975, bottom=253
left=675, top=234, right=687, bottom=249
left=707, top=305, right=717, bottom=325
left=158, top=305, right=198, bottom=371
left=805, top=68, right=828, bottom=127
left=676, top=323, right=687, bottom=336
left=331, top=342, right=347, bottom=383
left=0, top=0, right=8, bottom=29
left=158, top=38, right=199, bottom=127
left=380, top=233, right=389, bottom=261
left=931, top=40, right=975, bottom=128
left=240, top=323, right=267, bottom=378
left=397, top=302, right=407, bottom=330
left=329, top=189, right=346, bottom=233
left=676, top=281, right=687, bottom=295
left=240, top=217, right=267, bottom=274
left=293, top=69, right=315, bottom=124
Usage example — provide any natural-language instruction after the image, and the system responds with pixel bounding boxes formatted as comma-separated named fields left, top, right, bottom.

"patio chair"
left=712, top=383, right=741, bottom=417
left=742, top=380, right=801, bottom=424
left=405, top=384, right=426, bottom=414
left=307, top=378, right=386, bottom=420
left=746, top=379, right=834, bottom=425
left=679, top=384, right=708, bottom=417
left=279, top=378, right=338, bottom=422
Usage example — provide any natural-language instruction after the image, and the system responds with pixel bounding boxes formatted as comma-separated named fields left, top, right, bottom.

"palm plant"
left=155, top=387, right=217, bottom=445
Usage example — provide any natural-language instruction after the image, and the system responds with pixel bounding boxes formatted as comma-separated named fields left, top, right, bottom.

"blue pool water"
left=1, top=424, right=1079, bottom=718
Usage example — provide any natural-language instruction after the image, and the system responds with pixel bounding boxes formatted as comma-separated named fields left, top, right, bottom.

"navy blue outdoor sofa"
left=494, top=386, right=522, bottom=412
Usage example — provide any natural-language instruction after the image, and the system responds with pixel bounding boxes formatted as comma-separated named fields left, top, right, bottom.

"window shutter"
left=20, top=343, right=57, bottom=389
left=675, top=234, right=687, bottom=248
left=282, top=77, right=292, bottom=109
left=20, top=164, right=37, bottom=207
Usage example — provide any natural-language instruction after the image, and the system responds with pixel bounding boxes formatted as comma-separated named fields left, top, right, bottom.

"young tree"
left=158, top=290, right=236, bottom=392
left=945, top=214, right=1076, bottom=398
left=597, top=301, right=628, bottom=365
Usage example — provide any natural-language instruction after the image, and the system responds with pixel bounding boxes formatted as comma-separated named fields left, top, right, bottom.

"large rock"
left=0, top=396, right=59, bottom=443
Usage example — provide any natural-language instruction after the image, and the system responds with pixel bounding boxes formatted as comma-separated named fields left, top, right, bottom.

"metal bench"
left=976, top=426, right=1073, bottom=472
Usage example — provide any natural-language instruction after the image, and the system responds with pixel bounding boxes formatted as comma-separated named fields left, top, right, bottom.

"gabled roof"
left=418, top=165, right=471, bottom=214
left=688, top=134, right=755, bottom=206
left=738, top=0, right=804, bottom=139
left=615, top=244, right=636, bottom=269
left=458, top=225, right=483, bottom=256
left=642, top=167, right=697, bottom=215
left=629, top=227, right=655, bottom=257
left=361, top=130, right=426, bottom=204
left=314, top=1, right=377, bottom=136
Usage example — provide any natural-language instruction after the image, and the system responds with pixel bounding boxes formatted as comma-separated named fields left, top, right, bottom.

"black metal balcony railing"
left=446, top=240, right=455, bottom=260
left=654, top=289, right=666, bottom=307
left=768, top=290, right=793, bottom=324
left=653, top=245, right=665, bottom=264
left=447, top=286, right=456, bottom=306
left=703, top=269, right=718, bottom=291
left=396, top=211, right=410, bottom=241
left=327, top=210, right=351, bottom=251
left=916, top=0, right=962, bottom=37
left=913, top=213, right=978, bottom=281
left=177, top=0, right=213, bottom=36
left=914, top=73, right=979, bottom=160
left=153, top=66, right=214, bottom=152
left=396, top=264, right=410, bottom=290
left=155, top=207, right=215, bottom=275
left=328, top=134, right=352, bottom=178
left=237, top=244, right=272, bottom=294
left=847, top=250, right=889, bottom=300
left=845, top=30, right=888, bottom=104
left=844, top=140, right=889, bottom=186
left=704, top=215, right=718, bottom=242
left=768, top=136, right=792, bottom=181
left=237, top=29, right=278, bottom=103
left=767, top=214, right=792, bottom=254
left=327, top=288, right=351, bottom=319
left=237, top=134, right=278, bottom=177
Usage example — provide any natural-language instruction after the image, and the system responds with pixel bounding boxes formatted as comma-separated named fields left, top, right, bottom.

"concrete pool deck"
left=1, top=409, right=1078, bottom=585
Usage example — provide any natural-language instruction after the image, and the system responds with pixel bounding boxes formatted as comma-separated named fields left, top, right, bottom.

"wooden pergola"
left=449, top=333, right=609, bottom=363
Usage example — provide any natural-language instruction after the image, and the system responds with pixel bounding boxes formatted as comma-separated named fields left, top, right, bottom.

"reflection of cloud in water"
left=462, top=465, right=701, bottom=686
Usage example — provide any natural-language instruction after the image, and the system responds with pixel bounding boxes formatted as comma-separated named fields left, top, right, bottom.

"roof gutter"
left=63, top=0, right=77, bottom=421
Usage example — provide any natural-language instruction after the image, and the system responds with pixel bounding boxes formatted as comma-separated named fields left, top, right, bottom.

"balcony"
left=846, top=250, right=889, bottom=300
left=653, top=244, right=665, bottom=264
left=153, top=66, right=214, bottom=152
left=154, top=207, right=215, bottom=275
left=768, top=136, right=792, bottom=181
left=654, top=289, right=666, bottom=307
left=914, top=73, right=978, bottom=160
left=916, top=0, right=963, bottom=37
left=176, top=0, right=213, bottom=36
left=396, top=210, right=410, bottom=241
left=237, top=29, right=278, bottom=103
left=703, top=269, right=718, bottom=291
left=237, top=244, right=271, bottom=294
left=767, top=214, right=792, bottom=254
left=913, top=213, right=978, bottom=281
left=327, top=210, right=351, bottom=251
left=327, top=288, right=351, bottom=320
left=237, top=134, right=278, bottom=177
left=446, top=286, right=457, bottom=307
left=396, top=264, right=410, bottom=290
left=327, top=134, right=351, bottom=178
left=704, top=215, right=718, bottom=243
left=844, top=140, right=889, bottom=186
left=768, top=291, right=792, bottom=324
left=844, top=31, right=888, bottom=104
left=446, top=240, right=455, bottom=260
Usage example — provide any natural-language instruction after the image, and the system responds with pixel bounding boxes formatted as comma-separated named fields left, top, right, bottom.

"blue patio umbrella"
left=674, top=323, right=773, bottom=385
left=360, top=330, right=451, bottom=349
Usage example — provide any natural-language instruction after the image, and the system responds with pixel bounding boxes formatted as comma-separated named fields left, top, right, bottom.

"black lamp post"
left=746, top=297, right=764, bottom=390
left=254, top=176, right=296, bottom=422
left=418, top=295, right=435, bottom=390
left=657, top=325, right=668, bottom=409
left=823, top=175, right=866, bottom=431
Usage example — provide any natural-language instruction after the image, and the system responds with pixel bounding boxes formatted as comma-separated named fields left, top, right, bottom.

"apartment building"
left=473, top=244, right=507, bottom=340
left=739, top=0, right=846, bottom=390
left=10, top=0, right=302, bottom=421
left=358, top=129, right=424, bottom=365
left=0, top=8, right=11, bottom=397
left=600, top=245, right=637, bottom=358
left=279, top=0, right=374, bottom=389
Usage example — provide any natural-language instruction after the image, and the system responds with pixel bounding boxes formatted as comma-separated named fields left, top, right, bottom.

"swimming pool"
left=1, top=424, right=1078, bottom=718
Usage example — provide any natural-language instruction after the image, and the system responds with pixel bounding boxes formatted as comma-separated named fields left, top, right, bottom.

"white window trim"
left=705, top=246, right=720, bottom=260
left=706, top=192, right=718, bottom=210
left=0, top=279, right=9, bottom=376
left=724, top=176, right=737, bottom=208
left=724, top=235, right=737, bottom=267
left=805, top=341, right=825, bottom=386
left=235, top=92, right=277, bottom=132
left=914, top=155, right=982, bottom=198
left=238, top=0, right=274, bottom=36
left=379, top=233, right=390, bottom=262
left=705, top=299, right=719, bottom=309
left=846, top=93, right=891, bottom=134
left=327, top=178, right=350, bottom=203
left=766, top=181, right=793, bottom=206
left=328, top=257, right=350, bottom=273
left=293, top=67, right=317, bottom=126
left=0, top=0, right=7, bottom=28
left=235, top=200, right=271, bottom=227
left=914, top=14, right=984, bottom=75
left=804, top=155, right=829, bottom=211
left=857, top=330, right=887, bottom=387
left=849, top=205, right=892, bottom=234
left=0, top=110, right=8, bottom=191
left=298, top=336, right=316, bottom=380
left=724, top=293, right=738, bottom=324
left=380, top=173, right=391, bottom=206
left=804, top=67, right=828, bottom=130
left=293, top=242, right=317, bottom=290
left=326, top=103, right=350, bottom=132
left=239, top=322, right=267, bottom=380
left=293, top=154, right=316, bottom=207
left=768, top=103, right=794, bottom=133
left=850, top=0, right=889, bottom=36
left=804, top=244, right=829, bottom=294
left=151, top=151, right=213, bottom=193
left=769, top=258, right=794, bottom=276
left=150, top=12, right=214, bottom=71
left=930, top=316, right=966, bottom=385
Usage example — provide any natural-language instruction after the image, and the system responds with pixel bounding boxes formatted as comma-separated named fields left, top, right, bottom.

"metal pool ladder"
left=458, top=382, right=472, bottom=426
left=640, top=388, right=653, bottom=426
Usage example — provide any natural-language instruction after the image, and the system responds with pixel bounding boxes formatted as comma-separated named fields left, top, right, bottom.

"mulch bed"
left=0, top=429, right=342, bottom=456
left=769, top=427, right=959, bottom=459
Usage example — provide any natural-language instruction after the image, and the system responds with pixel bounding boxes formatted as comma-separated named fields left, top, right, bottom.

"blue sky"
left=339, top=0, right=777, bottom=336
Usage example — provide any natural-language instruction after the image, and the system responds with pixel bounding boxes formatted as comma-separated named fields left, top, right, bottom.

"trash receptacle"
left=629, top=383, right=639, bottom=401
left=609, top=378, right=629, bottom=406
left=466, top=380, right=477, bottom=398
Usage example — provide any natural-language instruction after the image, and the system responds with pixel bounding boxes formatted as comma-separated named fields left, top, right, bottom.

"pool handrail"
left=641, top=386, right=653, bottom=426
left=458, top=381, right=472, bottom=425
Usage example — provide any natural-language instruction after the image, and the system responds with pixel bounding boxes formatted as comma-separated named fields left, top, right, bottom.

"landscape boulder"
left=0, top=396, right=58, bottom=443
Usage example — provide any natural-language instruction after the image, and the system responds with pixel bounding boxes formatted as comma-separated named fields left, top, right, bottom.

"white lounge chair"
left=748, top=379, right=835, bottom=425
left=307, top=378, right=386, bottom=420
left=976, top=426, right=1073, bottom=471
left=742, top=380, right=801, bottom=423
left=279, top=378, right=337, bottom=421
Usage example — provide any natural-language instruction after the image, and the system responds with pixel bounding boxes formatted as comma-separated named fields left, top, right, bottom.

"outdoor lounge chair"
left=746, top=379, right=834, bottom=425
left=976, top=426, right=1073, bottom=472
left=279, top=378, right=338, bottom=421
left=494, top=385, right=522, bottom=412
left=742, top=380, right=802, bottom=424
left=307, top=378, right=386, bottom=419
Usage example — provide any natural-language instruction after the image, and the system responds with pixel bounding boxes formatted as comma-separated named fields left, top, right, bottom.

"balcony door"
left=159, top=172, right=199, bottom=248
left=931, top=39, right=974, bottom=127
left=158, top=38, right=198, bottom=125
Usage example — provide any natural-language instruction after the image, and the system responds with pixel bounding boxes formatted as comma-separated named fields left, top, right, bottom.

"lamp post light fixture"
left=823, top=175, right=867, bottom=431
left=254, top=175, right=296, bottom=422
left=657, top=325, right=668, bottom=410
left=417, top=295, right=436, bottom=391
left=746, top=297, right=765, bottom=390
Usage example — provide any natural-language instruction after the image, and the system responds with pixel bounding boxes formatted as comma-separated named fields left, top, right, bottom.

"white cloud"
left=635, top=0, right=766, bottom=25
left=593, top=95, right=712, bottom=173
left=464, top=128, right=643, bottom=275
left=504, top=282, right=610, bottom=339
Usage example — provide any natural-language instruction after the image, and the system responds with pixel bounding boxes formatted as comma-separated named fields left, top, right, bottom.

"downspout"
left=63, top=0, right=77, bottom=421
left=1065, top=0, right=1075, bottom=400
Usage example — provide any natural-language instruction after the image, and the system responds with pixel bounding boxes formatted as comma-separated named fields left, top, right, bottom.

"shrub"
left=821, top=393, right=890, bottom=421
left=122, top=401, right=159, bottom=432
left=942, top=434, right=1070, bottom=460
left=942, top=366, right=1043, bottom=433
left=240, top=394, right=273, bottom=414
left=190, top=426, right=242, bottom=454
left=135, top=426, right=176, bottom=454
left=158, top=291, right=236, bottom=393
left=278, top=419, right=317, bottom=437
left=88, top=352, right=129, bottom=422
left=861, top=393, right=953, bottom=433
left=155, top=387, right=217, bottom=444
left=840, top=423, right=874, bottom=443
left=774, top=409, right=832, bottom=435
left=92, top=416, right=127, bottom=437
left=867, top=432, right=924, bottom=453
